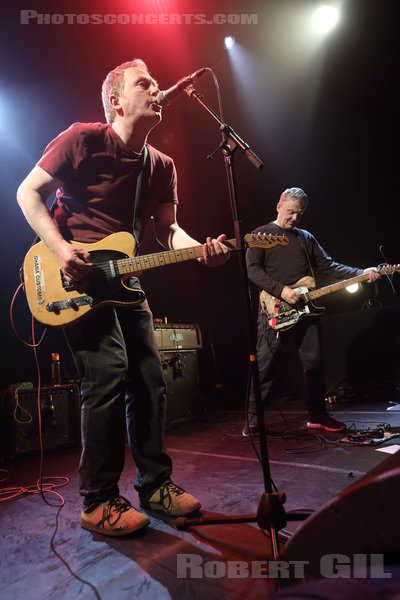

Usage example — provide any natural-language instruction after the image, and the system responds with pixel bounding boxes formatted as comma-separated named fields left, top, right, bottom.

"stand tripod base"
left=176, top=514, right=258, bottom=530
left=175, top=492, right=309, bottom=562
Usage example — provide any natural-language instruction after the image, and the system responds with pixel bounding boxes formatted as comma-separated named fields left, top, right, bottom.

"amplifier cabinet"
left=3, top=384, right=81, bottom=458
left=154, top=323, right=202, bottom=351
left=160, top=351, right=201, bottom=424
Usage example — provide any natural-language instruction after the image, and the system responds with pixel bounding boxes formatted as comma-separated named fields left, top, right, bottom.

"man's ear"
left=110, top=94, right=119, bottom=108
left=110, top=94, right=123, bottom=117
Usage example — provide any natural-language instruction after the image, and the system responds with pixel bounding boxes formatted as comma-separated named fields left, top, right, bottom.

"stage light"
left=346, top=283, right=359, bottom=294
left=312, top=5, right=340, bottom=33
left=224, top=36, right=235, bottom=49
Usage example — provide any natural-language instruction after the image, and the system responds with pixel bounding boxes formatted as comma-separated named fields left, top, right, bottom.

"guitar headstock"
left=378, top=263, right=400, bottom=275
left=244, top=232, right=289, bottom=249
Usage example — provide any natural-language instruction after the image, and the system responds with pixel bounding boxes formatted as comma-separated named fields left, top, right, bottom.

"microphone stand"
left=175, top=86, right=308, bottom=559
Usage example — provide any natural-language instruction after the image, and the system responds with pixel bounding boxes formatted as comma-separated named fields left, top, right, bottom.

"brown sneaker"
left=140, top=482, right=201, bottom=517
left=307, top=414, right=346, bottom=432
left=81, top=496, right=150, bottom=536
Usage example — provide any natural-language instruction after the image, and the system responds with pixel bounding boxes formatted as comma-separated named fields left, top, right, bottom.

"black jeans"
left=249, top=312, right=327, bottom=420
left=63, top=300, right=172, bottom=509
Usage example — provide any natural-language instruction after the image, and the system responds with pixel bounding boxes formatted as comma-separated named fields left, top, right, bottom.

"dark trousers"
left=249, top=313, right=327, bottom=419
left=63, top=300, right=172, bottom=509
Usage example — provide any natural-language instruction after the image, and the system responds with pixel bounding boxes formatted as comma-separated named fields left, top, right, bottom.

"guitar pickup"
left=46, top=295, right=94, bottom=313
left=299, top=292, right=310, bottom=303
left=60, top=271, right=75, bottom=291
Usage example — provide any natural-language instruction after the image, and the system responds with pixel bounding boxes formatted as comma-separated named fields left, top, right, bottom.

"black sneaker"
left=307, top=414, right=346, bottom=432
left=242, top=416, right=258, bottom=437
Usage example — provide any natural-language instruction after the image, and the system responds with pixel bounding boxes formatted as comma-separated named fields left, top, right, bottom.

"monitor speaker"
left=281, top=451, right=400, bottom=580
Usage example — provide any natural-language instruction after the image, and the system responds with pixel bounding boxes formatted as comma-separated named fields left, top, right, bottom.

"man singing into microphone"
left=17, top=59, right=229, bottom=536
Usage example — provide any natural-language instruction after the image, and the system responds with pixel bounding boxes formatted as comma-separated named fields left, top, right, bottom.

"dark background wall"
left=0, top=0, right=398, bottom=402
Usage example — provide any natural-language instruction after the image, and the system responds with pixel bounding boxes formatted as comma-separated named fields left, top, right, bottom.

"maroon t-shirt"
left=37, top=122, right=178, bottom=243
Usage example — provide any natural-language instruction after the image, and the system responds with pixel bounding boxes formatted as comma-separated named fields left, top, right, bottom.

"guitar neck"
left=308, top=272, right=371, bottom=300
left=117, top=238, right=238, bottom=275
left=304, top=264, right=400, bottom=301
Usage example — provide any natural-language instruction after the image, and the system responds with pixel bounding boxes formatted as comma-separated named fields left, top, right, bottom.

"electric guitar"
left=23, top=231, right=288, bottom=327
left=260, top=265, right=400, bottom=331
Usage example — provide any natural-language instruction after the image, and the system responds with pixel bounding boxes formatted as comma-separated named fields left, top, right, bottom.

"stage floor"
left=1, top=396, right=400, bottom=600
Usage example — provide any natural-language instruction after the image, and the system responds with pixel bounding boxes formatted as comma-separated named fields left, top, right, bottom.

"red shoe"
left=307, top=414, right=346, bottom=432
left=242, top=418, right=258, bottom=437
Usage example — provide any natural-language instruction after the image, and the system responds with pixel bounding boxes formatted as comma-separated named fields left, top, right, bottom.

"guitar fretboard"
left=119, top=245, right=206, bottom=274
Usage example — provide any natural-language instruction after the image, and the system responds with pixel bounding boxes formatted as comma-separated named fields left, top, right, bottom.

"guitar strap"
left=132, top=144, right=149, bottom=247
left=296, top=229, right=316, bottom=285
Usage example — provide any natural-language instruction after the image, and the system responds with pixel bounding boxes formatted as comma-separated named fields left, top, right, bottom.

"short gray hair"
left=101, top=59, right=149, bottom=123
left=279, top=187, right=308, bottom=208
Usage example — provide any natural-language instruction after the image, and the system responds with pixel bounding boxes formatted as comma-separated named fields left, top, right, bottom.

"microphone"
left=156, top=67, right=207, bottom=106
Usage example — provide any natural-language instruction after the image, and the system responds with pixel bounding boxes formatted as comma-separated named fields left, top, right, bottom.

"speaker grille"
left=161, top=351, right=201, bottom=423
left=3, top=385, right=80, bottom=458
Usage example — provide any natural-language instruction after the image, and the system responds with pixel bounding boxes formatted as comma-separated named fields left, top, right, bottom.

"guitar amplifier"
left=154, top=323, right=202, bottom=351
left=2, top=384, right=81, bottom=459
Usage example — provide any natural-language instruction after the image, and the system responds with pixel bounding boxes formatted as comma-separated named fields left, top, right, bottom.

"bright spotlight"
left=312, top=5, right=340, bottom=33
left=224, top=36, right=235, bottom=49
left=346, top=283, right=359, bottom=294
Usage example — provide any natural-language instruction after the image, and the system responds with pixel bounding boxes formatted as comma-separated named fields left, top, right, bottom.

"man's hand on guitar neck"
left=363, top=267, right=381, bottom=283
left=199, top=234, right=230, bottom=267
left=281, top=286, right=301, bottom=305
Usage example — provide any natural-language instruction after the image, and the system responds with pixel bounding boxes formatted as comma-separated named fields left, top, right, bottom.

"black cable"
left=50, top=506, right=103, bottom=600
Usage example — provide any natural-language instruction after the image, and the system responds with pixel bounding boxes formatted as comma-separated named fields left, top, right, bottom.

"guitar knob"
left=66, top=298, right=78, bottom=309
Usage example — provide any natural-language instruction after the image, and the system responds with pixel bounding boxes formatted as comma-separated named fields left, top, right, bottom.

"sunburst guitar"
left=23, top=231, right=288, bottom=327
left=260, top=264, right=400, bottom=331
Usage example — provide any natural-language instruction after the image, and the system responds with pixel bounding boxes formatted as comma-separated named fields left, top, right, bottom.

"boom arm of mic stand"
left=184, top=86, right=264, bottom=170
